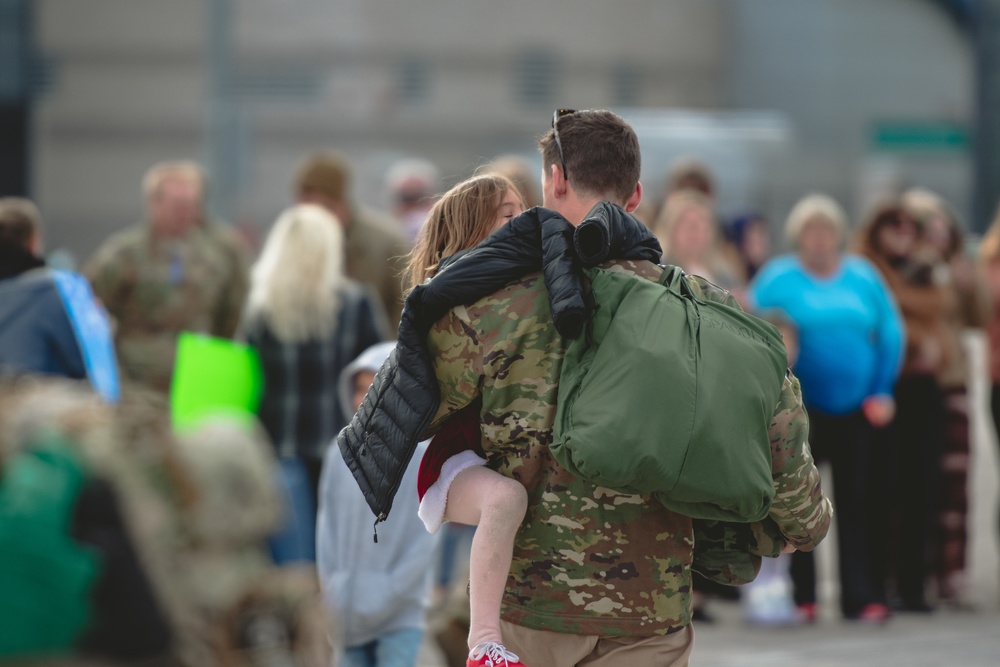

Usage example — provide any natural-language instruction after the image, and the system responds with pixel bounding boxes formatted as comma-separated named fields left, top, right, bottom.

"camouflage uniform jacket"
left=84, top=222, right=250, bottom=393
left=426, top=259, right=832, bottom=637
left=346, top=206, right=411, bottom=334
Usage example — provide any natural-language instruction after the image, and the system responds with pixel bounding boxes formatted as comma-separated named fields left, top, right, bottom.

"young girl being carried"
left=408, top=173, right=530, bottom=667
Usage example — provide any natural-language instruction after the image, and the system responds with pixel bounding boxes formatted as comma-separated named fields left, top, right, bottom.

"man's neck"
left=554, top=197, right=612, bottom=227
left=0, top=240, right=45, bottom=280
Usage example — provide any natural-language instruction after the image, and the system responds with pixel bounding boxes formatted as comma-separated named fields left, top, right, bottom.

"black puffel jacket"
left=337, top=203, right=661, bottom=531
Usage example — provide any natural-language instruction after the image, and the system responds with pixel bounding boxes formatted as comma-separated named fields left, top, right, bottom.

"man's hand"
left=862, top=394, right=895, bottom=428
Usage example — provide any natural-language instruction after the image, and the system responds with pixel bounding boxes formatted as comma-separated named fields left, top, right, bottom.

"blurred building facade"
left=24, top=0, right=974, bottom=261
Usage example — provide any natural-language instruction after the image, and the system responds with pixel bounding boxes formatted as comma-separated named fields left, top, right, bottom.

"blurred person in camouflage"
left=0, top=374, right=333, bottom=666
left=295, top=152, right=411, bottom=332
left=84, top=160, right=251, bottom=394
left=0, top=376, right=170, bottom=663
left=421, top=109, right=831, bottom=666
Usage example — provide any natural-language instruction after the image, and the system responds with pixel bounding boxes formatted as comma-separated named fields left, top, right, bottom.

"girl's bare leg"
left=443, top=466, right=528, bottom=649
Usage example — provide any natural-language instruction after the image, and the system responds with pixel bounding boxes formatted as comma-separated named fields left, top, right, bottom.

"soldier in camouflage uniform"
left=424, top=110, right=832, bottom=666
left=84, top=161, right=250, bottom=394
left=295, top=152, right=411, bottom=333
left=0, top=375, right=333, bottom=666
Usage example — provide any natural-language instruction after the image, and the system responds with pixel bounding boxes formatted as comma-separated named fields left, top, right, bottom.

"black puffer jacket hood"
left=337, top=203, right=661, bottom=530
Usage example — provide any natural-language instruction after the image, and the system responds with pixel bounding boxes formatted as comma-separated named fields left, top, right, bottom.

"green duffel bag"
left=551, top=264, right=787, bottom=522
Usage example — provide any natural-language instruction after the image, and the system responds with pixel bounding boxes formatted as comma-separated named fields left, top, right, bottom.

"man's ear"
left=624, top=181, right=643, bottom=213
left=550, top=163, right=568, bottom=201
left=28, top=231, right=44, bottom=257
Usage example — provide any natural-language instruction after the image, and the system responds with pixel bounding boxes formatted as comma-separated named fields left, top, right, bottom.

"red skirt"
left=416, top=401, right=486, bottom=533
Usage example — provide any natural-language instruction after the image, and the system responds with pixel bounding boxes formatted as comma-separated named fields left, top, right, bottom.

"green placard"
left=871, top=121, right=969, bottom=153
left=169, top=332, right=263, bottom=431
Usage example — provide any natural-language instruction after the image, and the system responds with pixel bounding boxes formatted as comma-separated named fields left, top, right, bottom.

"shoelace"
left=469, top=641, right=521, bottom=667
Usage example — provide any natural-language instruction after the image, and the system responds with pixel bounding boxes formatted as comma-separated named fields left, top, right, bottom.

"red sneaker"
left=467, top=641, right=528, bottom=667
left=852, top=602, right=891, bottom=625
left=796, top=602, right=818, bottom=624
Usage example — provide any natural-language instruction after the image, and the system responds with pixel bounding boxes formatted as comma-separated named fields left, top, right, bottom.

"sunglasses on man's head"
left=552, top=109, right=577, bottom=181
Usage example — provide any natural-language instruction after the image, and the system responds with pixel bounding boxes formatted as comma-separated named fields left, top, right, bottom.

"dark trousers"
left=877, top=375, right=945, bottom=609
left=303, top=455, right=324, bottom=515
left=791, top=408, right=885, bottom=617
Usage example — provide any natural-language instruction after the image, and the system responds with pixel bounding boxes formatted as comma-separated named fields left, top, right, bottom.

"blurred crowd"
left=2, top=139, right=1000, bottom=666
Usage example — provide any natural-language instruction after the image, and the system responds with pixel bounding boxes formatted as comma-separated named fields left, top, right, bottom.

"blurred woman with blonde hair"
left=242, top=203, right=389, bottom=562
left=652, top=190, right=741, bottom=306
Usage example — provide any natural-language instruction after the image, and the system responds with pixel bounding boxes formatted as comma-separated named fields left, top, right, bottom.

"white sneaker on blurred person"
left=744, top=554, right=799, bottom=626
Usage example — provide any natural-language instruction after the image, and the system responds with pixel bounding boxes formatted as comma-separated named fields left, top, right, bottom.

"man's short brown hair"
left=295, top=152, right=351, bottom=203
left=0, top=197, right=43, bottom=249
left=538, top=109, right=641, bottom=204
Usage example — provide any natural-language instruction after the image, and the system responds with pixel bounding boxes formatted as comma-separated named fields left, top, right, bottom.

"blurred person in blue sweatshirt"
left=0, top=198, right=118, bottom=402
left=750, top=193, right=905, bottom=624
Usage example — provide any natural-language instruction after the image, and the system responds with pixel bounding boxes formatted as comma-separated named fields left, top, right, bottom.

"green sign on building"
left=871, top=121, right=970, bottom=153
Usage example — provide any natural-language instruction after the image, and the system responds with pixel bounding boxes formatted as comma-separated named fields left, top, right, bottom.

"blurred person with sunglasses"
left=857, top=201, right=953, bottom=614
left=902, top=189, right=991, bottom=607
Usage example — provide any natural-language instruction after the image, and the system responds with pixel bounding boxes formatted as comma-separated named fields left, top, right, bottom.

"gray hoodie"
left=317, top=341, right=439, bottom=648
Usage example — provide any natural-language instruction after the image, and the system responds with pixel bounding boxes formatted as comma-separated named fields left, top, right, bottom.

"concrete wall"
left=725, top=0, right=974, bottom=239
left=29, top=0, right=975, bottom=263
left=31, top=0, right=726, bottom=262
left=33, top=0, right=206, bottom=262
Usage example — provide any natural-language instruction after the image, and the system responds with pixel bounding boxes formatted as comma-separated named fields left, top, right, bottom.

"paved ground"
left=417, top=334, right=1000, bottom=666
left=682, top=603, right=1000, bottom=667
left=420, top=605, right=1000, bottom=667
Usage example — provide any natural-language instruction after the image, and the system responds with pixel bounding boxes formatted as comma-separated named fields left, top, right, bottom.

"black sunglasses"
left=552, top=109, right=576, bottom=181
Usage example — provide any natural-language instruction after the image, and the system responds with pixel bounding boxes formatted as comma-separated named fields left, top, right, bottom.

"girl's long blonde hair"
left=407, top=173, right=522, bottom=287
left=245, top=203, right=345, bottom=343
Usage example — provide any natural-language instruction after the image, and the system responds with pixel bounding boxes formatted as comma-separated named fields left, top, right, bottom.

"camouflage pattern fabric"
left=425, top=258, right=832, bottom=637
left=0, top=377, right=332, bottom=666
left=214, top=565, right=333, bottom=667
left=691, top=518, right=782, bottom=587
left=344, top=206, right=411, bottom=334
left=84, top=222, right=250, bottom=393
